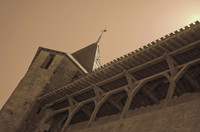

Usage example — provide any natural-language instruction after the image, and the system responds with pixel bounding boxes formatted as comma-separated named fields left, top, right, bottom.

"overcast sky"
left=0, top=0, right=200, bottom=109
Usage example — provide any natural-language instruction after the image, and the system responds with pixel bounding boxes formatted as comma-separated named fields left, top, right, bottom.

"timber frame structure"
left=37, top=21, right=200, bottom=132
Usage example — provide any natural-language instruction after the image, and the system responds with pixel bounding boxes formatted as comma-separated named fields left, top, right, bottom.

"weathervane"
left=96, top=29, right=107, bottom=44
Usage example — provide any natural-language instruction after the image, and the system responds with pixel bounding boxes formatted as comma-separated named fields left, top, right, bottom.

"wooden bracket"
left=61, top=103, right=83, bottom=132
left=92, top=84, right=104, bottom=101
left=124, top=70, right=137, bottom=91
left=164, top=53, right=178, bottom=76
left=120, top=80, right=146, bottom=118
left=163, top=63, right=192, bottom=108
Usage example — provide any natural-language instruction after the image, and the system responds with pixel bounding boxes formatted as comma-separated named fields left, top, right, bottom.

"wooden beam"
left=87, top=86, right=127, bottom=127
left=93, top=84, right=103, bottom=100
left=68, top=96, right=75, bottom=106
left=47, top=98, right=94, bottom=121
left=81, top=106, right=92, bottom=118
left=184, top=74, right=200, bottom=92
left=164, top=53, right=178, bottom=76
left=149, top=82, right=160, bottom=92
left=69, top=97, right=92, bottom=117
left=115, top=93, right=127, bottom=103
left=163, top=61, right=196, bottom=108
left=108, top=97, right=123, bottom=111
left=142, top=87, right=159, bottom=104
left=163, top=80, right=176, bottom=108
left=176, top=35, right=188, bottom=45
left=93, top=84, right=124, bottom=113
left=158, top=44, right=169, bottom=52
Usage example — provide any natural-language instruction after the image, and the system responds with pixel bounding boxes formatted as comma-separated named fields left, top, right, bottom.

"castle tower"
left=0, top=43, right=100, bottom=132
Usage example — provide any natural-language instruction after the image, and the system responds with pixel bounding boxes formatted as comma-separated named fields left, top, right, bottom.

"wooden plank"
left=158, top=43, right=169, bottom=52
left=108, top=97, right=123, bottom=112
left=184, top=74, right=200, bottom=92
left=87, top=93, right=110, bottom=127
left=149, top=82, right=160, bottom=92
left=176, top=35, right=188, bottom=46
left=142, top=87, right=159, bottom=104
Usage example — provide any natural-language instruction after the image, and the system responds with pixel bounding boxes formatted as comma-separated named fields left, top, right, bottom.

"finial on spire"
left=96, top=29, right=107, bottom=44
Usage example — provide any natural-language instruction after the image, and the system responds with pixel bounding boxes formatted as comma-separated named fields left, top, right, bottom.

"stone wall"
left=0, top=50, right=79, bottom=132
left=67, top=92, right=200, bottom=132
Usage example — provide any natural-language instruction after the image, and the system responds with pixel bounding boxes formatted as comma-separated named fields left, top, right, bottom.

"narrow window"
left=41, top=54, right=55, bottom=69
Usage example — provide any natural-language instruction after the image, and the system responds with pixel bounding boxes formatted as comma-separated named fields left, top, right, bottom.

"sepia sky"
left=0, top=0, right=200, bottom=109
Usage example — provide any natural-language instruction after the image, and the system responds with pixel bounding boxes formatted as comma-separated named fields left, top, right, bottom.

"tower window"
left=41, top=54, right=55, bottom=69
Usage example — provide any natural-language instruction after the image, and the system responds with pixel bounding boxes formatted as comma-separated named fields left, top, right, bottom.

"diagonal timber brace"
left=68, top=96, right=92, bottom=117
left=61, top=103, right=83, bottom=132
left=92, top=84, right=123, bottom=111
left=163, top=58, right=197, bottom=108
left=87, top=93, right=111, bottom=127
left=87, top=85, right=127, bottom=127
left=120, top=80, right=147, bottom=118
left=142, top=87, right=159, bottom=104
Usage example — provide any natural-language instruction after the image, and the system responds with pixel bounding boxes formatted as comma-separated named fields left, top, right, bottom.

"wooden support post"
left=163, top=63, right=191, bottom=108
left=120, top=70, right=137, bottom=119
left=120, top=92, right=133, bottom=119
left=163, top=53, right=179, bottom=108
left=92, top=84, right=103, bottom=100
left=68, top=96, right=75, bottom=106
left=124, top=70, right=137, bottom=82
left=162, top=78, right=176, bottom=108
left=164, top=53, right=178, bottom=76
left=87, top=101, right=99, bottom=127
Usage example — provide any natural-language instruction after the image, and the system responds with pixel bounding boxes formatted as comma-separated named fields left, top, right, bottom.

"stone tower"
left=0, top=43, right=100, bottom=132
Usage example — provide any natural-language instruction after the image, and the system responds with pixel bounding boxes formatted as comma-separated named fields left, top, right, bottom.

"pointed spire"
left=96, top=29, right=107, bottom=44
